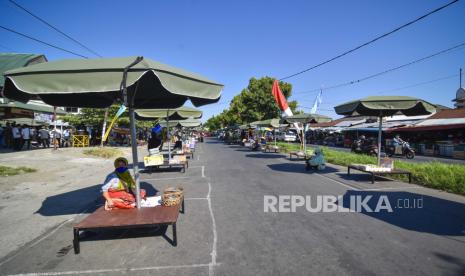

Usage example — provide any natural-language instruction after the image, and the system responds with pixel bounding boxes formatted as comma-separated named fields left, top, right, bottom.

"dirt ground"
left=0, top=146, right=132, bottom=260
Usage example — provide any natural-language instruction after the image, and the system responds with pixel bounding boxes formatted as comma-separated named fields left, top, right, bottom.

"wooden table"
left=347, top=165, right=412, bottom=184
left=73, top=201, right=184, bottom=254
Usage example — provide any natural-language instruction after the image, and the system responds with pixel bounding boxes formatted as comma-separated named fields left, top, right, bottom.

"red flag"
left=272, top=80, right=293, bottom=116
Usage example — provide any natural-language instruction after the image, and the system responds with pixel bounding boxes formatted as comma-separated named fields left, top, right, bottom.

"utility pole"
left=460, top=68, right=462, bottom=87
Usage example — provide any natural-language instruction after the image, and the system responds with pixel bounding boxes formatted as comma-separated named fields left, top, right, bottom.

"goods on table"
left=141, top=196, right=162, bottom=207
left=351, top=164, right=392, bottom=172
left=144, top=155, right=164, bottom=166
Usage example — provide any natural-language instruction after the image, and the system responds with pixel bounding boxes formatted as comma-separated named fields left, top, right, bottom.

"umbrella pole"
left=377, top=115, right=382, bottom=166
left=274, top=129, right=277, bottom=146
left=129, top=107, right=142, bottom=208
left=167, top=114, right=171, bottom=160
left=303, top=123, right=306, bottom=155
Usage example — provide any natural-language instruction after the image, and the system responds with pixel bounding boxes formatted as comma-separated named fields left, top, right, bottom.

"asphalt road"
left=1, top=138, right=465, bottom=275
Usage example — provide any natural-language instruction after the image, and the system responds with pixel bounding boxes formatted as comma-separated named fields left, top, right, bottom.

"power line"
left=8, top=0, right=102, bottom=58
left=293, top=41, right=465, bottom=95
left=0, top=25, right=89, bottom=59
left=374, top=72, right=463, bottom=94
left=279, top=0, right=460, bottom=80
left=293, top=72, right=463, bottom=113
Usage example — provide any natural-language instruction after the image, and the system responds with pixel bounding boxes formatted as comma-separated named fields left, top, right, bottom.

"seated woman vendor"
left=102, top=157, right=146, bottom=210
left=306, top=147, right=326, bottom=171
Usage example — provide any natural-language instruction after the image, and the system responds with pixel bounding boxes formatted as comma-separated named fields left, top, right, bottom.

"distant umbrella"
left=334, top=96, right=436, bottom=165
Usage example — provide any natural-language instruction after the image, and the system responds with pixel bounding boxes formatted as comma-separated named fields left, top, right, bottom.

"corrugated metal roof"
left=428, top=109, right=465, bottom=119
left=415, top=118, right=465, bottom=126
left=334, top=119, right=366, bottom=127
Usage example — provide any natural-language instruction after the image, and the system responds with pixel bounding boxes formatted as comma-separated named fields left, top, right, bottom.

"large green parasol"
left=281, top=113, right=332, bottom=124
left=2, top=56, right=223, bottom=208
left=159, top=117, right=202, bottom=128
left=252, top=118, right=281, bottom=128
left=3, top=56, right=222, bottom=108
left=334, top=96, right=435, bottom=165
left=282, top=113, right=332, bottom=153
left=135, top=106, right=202, bottom=121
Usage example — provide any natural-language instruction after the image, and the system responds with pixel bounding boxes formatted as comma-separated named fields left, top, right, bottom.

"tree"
left=60, top=105, right=156, bottom=129
left=204, top=76, right=299, bottom=130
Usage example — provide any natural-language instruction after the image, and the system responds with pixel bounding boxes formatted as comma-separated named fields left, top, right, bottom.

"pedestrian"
left=12, top=123, right=21, bottom=150
left=52, top=128, right=62, bottom=148
left=21, top=124, right=31, bottom=150
left=0, top=123, right=4, bottom=148
left=4, top=122, right=12, bottom=149
left=62, top=128, right=71, bottom=147
left=39, top=126, right=50, bottom=148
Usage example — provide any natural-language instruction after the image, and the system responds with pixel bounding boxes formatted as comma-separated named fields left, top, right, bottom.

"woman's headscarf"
left=113, top=157, right=135, bottom=190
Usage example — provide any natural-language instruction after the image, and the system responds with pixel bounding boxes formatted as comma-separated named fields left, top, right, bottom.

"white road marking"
left=207, top=182, right=218, bottom=276
left=197, top=155, right=200, bottom=161
left=142, top=176, right=190, bottom=181
left=7, top=263, right=218, bottom=275
left=315, top=173, right=360, bottom=191
left=202, top=166, right=205, bottom=178
left=184, top=197, right=208, bottom=200
left=363, top=186, right=422, bottom=191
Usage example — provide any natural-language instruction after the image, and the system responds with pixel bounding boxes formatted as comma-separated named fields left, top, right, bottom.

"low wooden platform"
left=73, top=200, right=184, bottom=254
left=263, top=145, right=280, bottom=153
left=289, top=151, right=307, bottom=160
left=147, top=160, right=188, bottom=173
left=347, top=165, right=412, bottom=184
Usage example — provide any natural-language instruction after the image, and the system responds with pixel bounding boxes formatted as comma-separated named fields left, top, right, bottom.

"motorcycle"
left=386, top=141, right=415, bottom=159
left=351, top=139, right=379, bottom=156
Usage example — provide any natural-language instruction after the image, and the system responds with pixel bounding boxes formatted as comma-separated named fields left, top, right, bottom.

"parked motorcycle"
left=386, top=142, right=415, bottom=159
left=351, top=139, right=379, bottom=156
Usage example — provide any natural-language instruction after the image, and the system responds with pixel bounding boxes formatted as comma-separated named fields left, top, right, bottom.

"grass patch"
left=0, top=165, right=37, bottom=176
left=276, top=142, right=465, bottom=195
left=83, top=147, right=124, bottom=159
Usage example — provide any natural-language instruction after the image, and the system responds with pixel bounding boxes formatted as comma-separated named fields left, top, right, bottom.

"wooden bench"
left=347, top=165, right=412, bottom=184
left=73, top=200, right=184, bottom=254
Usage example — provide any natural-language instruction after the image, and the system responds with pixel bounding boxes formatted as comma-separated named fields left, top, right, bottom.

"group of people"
left=0, top=122, right=72, bottom=150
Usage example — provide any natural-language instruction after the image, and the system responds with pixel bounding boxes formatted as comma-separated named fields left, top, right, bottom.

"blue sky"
left=1, top=0, right=464, bottom=121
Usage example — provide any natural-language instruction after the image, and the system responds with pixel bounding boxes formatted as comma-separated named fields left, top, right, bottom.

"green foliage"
left=205, top=76, right=298, bottom=130
left=276, top=142, right=465, bottom=195
left=0, top=165, right=37, bottom=176
left=83, top=147, right=124, bottom=159
left=60, top=104, right=157, bottom=129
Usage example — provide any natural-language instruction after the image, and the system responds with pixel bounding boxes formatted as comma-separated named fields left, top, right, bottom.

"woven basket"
left=162, top=194, right=181, bottom=207
left=163, top=186, right=184, bottom=198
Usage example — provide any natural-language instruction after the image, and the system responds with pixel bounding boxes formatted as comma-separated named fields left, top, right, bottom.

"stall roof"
left=427, top=108, right=465, bottom=119
left=334, top=119, right=366, bottom=127
left=389, top=109, right=465, bottom=132
left=344, top=120, right=418, bottom=132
